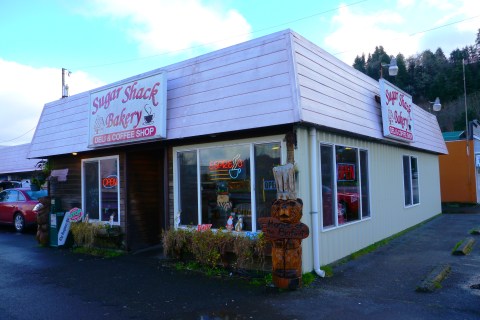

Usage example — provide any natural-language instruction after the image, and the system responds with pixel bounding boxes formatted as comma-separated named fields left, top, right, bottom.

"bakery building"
left=28, top=29, right=447, bottom=271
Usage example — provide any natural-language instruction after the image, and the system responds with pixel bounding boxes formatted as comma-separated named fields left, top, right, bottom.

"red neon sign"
left=102, top=175, right=118, bottom=188
left=209, top=159, right=244, bottom=171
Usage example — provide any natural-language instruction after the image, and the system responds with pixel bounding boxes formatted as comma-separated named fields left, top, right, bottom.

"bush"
left=162, top=228, right=267, bottom=271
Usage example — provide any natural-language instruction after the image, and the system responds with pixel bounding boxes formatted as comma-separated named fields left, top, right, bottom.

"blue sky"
left=1, top=0, right=479, bottom=145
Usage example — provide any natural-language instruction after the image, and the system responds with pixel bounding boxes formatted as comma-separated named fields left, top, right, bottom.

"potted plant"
left=30, top=177, right=44, bottom=191
left=31, top=160, right=50, bottom=191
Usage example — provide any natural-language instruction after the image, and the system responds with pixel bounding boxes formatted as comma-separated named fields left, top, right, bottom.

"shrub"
left=162, top=228, right=267, bottom=271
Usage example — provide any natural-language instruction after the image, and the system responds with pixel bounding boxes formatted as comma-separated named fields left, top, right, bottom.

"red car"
left=0, top=188, right=48, bottom=232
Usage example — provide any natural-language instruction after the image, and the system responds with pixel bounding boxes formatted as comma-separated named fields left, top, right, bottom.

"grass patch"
left=320, top=265, right=334, bottom=277
left=72, top=246, right=125, bottom=258
left=302, top=272, right=316, bottom=286
left=469, top=228, right=480, bottom=235
left=451, top=240, right=463, bottom=254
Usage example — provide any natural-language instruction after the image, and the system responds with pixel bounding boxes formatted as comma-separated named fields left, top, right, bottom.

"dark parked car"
left=0, top=180, right=22, bottom=190
left=0, top=188, right=47, bottom=232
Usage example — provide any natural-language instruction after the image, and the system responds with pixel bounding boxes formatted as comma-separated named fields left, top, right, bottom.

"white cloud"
left=84, top=0, right=252, bottom=55
left=323, top=0, right=479, bottom=65
left=324, top=5, right=420, bottom=64
left=0, top=59, right=103, bottom=145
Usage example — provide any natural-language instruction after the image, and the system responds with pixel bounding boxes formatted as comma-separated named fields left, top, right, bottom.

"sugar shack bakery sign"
left=88, top=72, right=167, bottom=147
left=379, top=79, right=414, bottom=142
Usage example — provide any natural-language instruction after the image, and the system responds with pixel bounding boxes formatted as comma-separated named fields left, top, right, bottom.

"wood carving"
left=259, top=168, right=309, bottom=290
left=272, top=163, right=296, bottom=200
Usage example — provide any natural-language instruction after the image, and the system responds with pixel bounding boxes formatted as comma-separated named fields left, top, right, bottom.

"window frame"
left=320, top=143, right=371, bottom=231
left=173, top=136, right=285, bottom=232
left=403, top=155, right=419, bottom=207
left=81, top=155, right=121, bottom=225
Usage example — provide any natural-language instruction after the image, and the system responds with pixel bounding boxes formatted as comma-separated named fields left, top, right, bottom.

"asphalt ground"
left=1, top=211, right=479, bottom=320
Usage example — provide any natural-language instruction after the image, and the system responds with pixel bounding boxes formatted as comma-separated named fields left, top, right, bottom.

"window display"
left=321, top=144, right=370, bottom=228
left=176, top=141, right=281, bottom=231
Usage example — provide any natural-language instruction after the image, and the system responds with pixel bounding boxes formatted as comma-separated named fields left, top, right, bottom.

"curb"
left=416, top=264, right=451, bottom=293
left=471, top=227, right=480, bottom=235
left=452, top=237, right=476, bottom=256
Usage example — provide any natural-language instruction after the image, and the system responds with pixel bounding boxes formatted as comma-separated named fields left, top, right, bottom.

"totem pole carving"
left=34, top=196, right=51, bottom=246
left=259, top=163, right=309, bottom=289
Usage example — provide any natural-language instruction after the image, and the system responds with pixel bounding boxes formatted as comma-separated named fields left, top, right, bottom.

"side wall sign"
left=88, top=72, right=167, bottom=147
left=379, top=79, right=414, bottom=143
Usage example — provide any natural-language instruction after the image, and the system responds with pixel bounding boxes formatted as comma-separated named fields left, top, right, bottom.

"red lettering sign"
left=102, top=175, right=118, bottom=188
left=337, top=163, right=355, bottom=181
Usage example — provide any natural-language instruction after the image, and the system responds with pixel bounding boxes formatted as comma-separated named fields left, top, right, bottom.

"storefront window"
left=178, top=151, right=198, bottom=225
left=176, top=141, right=281, bottom=232
left=321, top=144, right=369, bottom=228
left=321, top=145, right=335, bottom=227
left=82, top=156, right=120, bottom=224
left=403, top=155, right=419, bottom=206
left=200, top=145, right=251, bottom=229
left=360, top=150, right=370, bottom=217
left=254, top=143, right=281, bottom=223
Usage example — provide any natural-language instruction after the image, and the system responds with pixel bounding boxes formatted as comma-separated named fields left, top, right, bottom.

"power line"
left=0, top=127, right=35, bottom=144
left=333, top=14, right=480, bottom=57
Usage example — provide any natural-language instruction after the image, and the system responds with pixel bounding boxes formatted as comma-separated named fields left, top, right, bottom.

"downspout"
left=309, top=127, right=325, bottom=277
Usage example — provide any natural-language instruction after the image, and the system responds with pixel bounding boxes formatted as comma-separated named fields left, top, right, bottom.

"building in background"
left=439, top=120, right=480, bottom=204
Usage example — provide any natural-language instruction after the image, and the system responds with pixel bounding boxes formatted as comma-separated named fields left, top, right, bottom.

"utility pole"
left=62, top=68, right=70, bottom=99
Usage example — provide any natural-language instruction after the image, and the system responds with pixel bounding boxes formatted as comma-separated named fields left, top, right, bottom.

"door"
left=126, top=148, right=165, bottom=251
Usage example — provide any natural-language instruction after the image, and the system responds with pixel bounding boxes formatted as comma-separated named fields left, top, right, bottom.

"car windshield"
left=25, top=189, right=48, bottom=200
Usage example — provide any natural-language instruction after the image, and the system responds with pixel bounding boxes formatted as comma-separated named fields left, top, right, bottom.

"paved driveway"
left=1, top=213, right=479, bottom=319
left=269, top=213, right=480, bottom=320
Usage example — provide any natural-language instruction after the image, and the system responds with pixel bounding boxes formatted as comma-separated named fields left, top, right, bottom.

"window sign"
left=88, top=72, right=167, bottom=147
left=379, top=79, right=414, bottom=142
left=337, top=163, right=355, bottom=181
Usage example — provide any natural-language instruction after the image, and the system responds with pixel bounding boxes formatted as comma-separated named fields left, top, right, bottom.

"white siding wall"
left=28, top=29, right=446, bottom=158
left=28, top=30, right=299, bottom=158
left=165, top=32, right=299, bottom=139
left=295, top=127, right=442, bottom=271
left=290, top=32, right=447, bottom=155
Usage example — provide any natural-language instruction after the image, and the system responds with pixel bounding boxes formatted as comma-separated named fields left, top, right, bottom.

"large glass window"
left=403, top=155, right=419, bottom=206
left=321, top=144, right=370, bottom=228
left=321, top=145, right=335, bottom=227
left=177, top=151, right=198, bottom=225
left=176, top=141, right=281, bottom=232
left=254, top=143, right=282, bottom=222
left=200, top=145, right=251, bottom=229
left=82, top=156, right=120, bottom=224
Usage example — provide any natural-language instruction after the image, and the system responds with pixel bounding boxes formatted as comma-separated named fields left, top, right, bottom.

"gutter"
left=309, top=127, right=325, bottom=277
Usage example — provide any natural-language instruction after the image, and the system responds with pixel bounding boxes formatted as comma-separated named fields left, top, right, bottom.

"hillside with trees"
left=352, top=30, right=480, bottom=132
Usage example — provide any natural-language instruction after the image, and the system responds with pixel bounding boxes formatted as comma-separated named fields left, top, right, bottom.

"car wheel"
left=14, top=213, right=25, bottom=232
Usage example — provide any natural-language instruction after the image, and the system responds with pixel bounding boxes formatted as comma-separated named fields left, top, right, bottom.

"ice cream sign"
left=379, top=79, right=414, bottom=142
left=88, top=72, right=167, bottom=147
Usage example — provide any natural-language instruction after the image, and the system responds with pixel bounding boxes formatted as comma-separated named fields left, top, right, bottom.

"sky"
left=0, top=0, right=479, bottom=146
